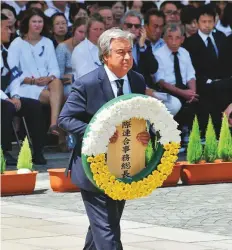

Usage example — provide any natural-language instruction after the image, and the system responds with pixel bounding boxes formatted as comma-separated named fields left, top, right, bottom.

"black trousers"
left=197, top=78, right=232, bottom=137
left=81, top=189, right=125, bottom=250
left=1, top=98, right=45, bottom=154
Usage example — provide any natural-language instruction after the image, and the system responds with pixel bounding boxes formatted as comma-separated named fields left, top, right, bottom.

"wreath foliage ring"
left=82, top=94, right=180, bottom=200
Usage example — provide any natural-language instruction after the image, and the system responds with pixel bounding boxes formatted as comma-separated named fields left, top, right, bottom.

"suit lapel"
left=98, top=66, right=115, bottom=102
left=213, top=32, right=221, bottom=56
left=196, top=33, right=207, bottom=49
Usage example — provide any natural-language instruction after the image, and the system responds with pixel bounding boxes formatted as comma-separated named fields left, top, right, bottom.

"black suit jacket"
left=58, top=66, right=146, bottom=192
left=224, top=34, right=232, bottom=76
left=183, top=31, right=228, bottom=86
left=132, top=40, right=158, bottom=88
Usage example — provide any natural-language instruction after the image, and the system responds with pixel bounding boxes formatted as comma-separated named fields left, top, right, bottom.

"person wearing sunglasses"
left=121, top=10, right=158, bottom=88
left=160, top=1, right=180, bottom=24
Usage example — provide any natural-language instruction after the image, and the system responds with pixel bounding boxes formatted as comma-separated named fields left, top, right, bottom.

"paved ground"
left=1, top=147, right=232, bottom=249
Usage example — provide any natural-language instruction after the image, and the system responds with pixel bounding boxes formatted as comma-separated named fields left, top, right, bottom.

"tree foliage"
left=0, top=147, right=6, bottom=174
left=187, top=116, right=203, bottom=164
left=203, top=115, right=218, bottom=162
left=218, top=113, right=232, bottom=161
left=17, top=137, right=33, bottom=170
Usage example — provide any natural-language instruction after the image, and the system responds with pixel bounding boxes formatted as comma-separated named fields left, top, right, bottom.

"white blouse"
left=8, top=36, right=60, bottom=100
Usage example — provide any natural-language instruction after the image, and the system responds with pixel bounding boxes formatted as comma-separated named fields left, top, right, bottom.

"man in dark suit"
left=58, top=28, right=149, bottom=250
left=1, top=13, right=46, bottom=165
left=183, top=4, right=232, bottom=135
left=121, top=10, right=159, bottom=88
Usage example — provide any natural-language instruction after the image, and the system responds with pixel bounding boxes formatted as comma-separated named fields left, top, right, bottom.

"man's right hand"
left=109, top=130, right=118, bottom=144
left=6, top=98, right=21, bottom=111
left=225, top=103, right=232, bottom=126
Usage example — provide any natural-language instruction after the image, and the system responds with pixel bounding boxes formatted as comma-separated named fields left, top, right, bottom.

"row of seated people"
left=1, top=3, right=232, bottom=165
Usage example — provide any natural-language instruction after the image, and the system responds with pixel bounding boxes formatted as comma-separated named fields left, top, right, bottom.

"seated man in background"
left=151, top=22, right=198, bottom=120
left=1, top=13, right=46, bottom=165
left=121, top=10, right=158, bottom=88
left=184, top=4, right=232, bottom=136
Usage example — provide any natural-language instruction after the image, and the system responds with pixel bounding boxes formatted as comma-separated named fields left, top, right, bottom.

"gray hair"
left=121, top=10, right=142, bottom=25
left=164, top=23, right=185, bottom=37
left=98, top=28, right=134, bottom=63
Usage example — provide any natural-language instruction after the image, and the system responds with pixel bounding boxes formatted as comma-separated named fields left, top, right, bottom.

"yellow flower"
left=164, top=143, right=171, bottom=150
left=94, top=155, right=101, bottom=162
left=87, top=157, right=94, bottom=163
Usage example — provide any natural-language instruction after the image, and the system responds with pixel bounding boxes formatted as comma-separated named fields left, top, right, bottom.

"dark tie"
left=173, top=52, right=184, bottom=89
left=207, top=36, right=217, bottom=60
left=1, top=46, right=10, bottom=73
left=115, top=79, right=124, bottom=96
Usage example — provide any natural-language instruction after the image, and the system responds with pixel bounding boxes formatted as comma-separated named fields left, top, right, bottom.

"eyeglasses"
left=111, top=49, right=132, bottom=57
left=125, top=23, right=141, bottom=29
left=164, top=11, right=179, bottom=16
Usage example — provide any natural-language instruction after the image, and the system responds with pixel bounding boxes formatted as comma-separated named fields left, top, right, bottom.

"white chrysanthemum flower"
left=82, top=96, right=181, bottom=155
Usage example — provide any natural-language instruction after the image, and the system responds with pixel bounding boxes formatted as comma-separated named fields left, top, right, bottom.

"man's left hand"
left=137, top=131, right=150, bottom=146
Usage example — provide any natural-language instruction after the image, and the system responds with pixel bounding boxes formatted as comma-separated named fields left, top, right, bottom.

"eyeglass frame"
left=124, top=22, right=142, bottom=29
left=164, top=10, right=179, bottom=16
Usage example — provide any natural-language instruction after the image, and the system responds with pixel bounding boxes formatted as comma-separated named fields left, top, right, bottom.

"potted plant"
left=181, top=114, right=232, bottom=185
left=1, top=137, right=38, bottom=196
left=48, top=168, right=80, bottom=192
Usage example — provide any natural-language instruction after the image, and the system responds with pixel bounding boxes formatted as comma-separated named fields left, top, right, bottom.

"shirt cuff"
left=0, top=90, right=9, bottom=100
left=139, top=44, right=147, bottom=52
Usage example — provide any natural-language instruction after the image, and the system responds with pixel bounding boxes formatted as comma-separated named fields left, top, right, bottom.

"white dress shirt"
left=154, top=44, right=195, bottom=85
left=150, top=38, right=165, bottom=55
left=198, top=30, right=219, bottom=56
left=44, top=5, right=72, bottom=26
left=104, top=65, right=131, bottom=97
left=71, top=39, right=102, bottom=80
left=216, top=20, right=232, bottom=37
left=7, top=37, right=60, bottom=100
left=5, top=1, right=26, bottom=15
left=1, top=46, right=23, bottom=100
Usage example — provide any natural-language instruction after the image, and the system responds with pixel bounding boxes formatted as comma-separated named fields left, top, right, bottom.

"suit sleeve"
left=58, top=80, right=88, bottom=140
left=138, top=42, right=158, bottom=74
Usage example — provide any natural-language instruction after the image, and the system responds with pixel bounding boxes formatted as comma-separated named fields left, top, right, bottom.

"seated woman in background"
left=69, top=2, right=88, bottom=24
left=180, top=5, right=198, bottom=38
left=7, top=8, right=64, bottom=137
left=71, top=13, right=105, bottom=79
left=51, top=12, right=70, bottom=48
left=56, top=17, right=87, bottom=98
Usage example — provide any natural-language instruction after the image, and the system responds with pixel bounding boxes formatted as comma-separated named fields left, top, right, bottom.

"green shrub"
left=0, top=147, right=6, bottom=174
left=187, top=116, right=202, bottom=164
left=218, top=113, right=232, bottom=161
left=17, top=137, right=33, bottom=170
left=203, top=115, right=218, bottom=162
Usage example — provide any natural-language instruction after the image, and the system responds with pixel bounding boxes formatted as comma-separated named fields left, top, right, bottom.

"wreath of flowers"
left=82, top=94, right=181, bottom=200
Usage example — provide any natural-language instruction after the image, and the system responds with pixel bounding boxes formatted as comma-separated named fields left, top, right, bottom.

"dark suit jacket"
left=224, top=34, right=232, bottom=77
left=58, top=66, right=146, bottom=192
left=132, top=40, right=158, bottom=88
left=183, top=31, right=228, bottom=87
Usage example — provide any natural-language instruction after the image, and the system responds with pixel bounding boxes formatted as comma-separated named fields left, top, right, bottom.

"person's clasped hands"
left=24, top=76, right=53, bottom=86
